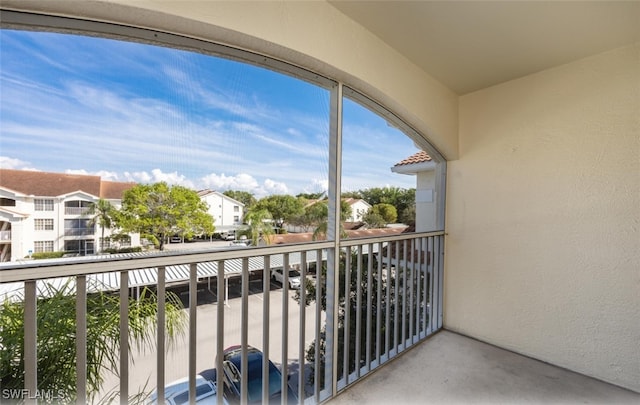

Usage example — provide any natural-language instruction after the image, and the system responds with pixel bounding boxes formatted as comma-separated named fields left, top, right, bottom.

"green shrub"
left=29, top=251, right=65, bottom=260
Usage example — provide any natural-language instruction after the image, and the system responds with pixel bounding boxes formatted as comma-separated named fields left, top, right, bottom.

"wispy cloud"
left=1, top=30, right=418, bottom=197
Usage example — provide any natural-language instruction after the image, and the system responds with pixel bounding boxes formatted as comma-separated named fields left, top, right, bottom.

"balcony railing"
left=65, top=207, right=91, bottom=216
left=64, top=228, right=95, bottom=236
left=0, top=231, right=444, bottom=404
left=0, top=230, right=10, bottom=241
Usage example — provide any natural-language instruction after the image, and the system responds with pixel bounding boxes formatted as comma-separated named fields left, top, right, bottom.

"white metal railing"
left=0, top=231, right=444, bottom=404
left=64, top=207, right=91, bottom=216
left=0, top=230, right=10, bottom=241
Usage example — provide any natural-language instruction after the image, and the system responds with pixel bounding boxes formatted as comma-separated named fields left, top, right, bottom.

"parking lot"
left=98, top=274, right=323, bottom=401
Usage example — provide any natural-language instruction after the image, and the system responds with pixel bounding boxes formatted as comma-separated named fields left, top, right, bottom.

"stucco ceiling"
left=329, top=1, right=640, bottom=95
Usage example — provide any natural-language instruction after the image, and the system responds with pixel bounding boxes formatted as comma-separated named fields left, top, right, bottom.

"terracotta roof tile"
left=270, top=226, right=408, bottom=245
left=393, top=150, right=432, bottom=167
left=0, top=169, right=134, bottom=199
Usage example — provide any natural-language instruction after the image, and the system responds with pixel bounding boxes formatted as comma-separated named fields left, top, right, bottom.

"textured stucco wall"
left=1, top=0, right=458, bottom=160
left=446, top=44, right=640, bottom=392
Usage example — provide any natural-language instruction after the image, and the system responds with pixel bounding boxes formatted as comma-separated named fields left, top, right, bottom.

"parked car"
left=219, top=345, right=297, bottom=404
left=149, top=374, right=228, bottom=405
left=271, top=268, right=301, bottom=289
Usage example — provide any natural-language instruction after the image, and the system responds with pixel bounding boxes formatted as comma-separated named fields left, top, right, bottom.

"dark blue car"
left=219, top=345, right=297, bottom=404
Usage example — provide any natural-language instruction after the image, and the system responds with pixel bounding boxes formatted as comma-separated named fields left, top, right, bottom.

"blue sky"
left=0, top=30, right=418, bottom=197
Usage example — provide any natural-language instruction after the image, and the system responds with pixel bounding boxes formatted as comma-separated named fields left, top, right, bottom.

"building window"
left=234, top=206, right=239, bottom=212
left=234, top=215, right=240, bottom=222
left=34, top=218, right=54, bottom=231
left=34, top=240, right=54, bottom=253
left=64, top=218, right=94, bottom=236
left=34, top=199, right=54, bottom=211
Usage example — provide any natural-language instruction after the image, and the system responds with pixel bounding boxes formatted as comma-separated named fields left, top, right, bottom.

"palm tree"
left=243, top=208, right=274, bottom=246
left=0, top=280, right=187, bottom=402
left=87, top=198, right=116, bottom=252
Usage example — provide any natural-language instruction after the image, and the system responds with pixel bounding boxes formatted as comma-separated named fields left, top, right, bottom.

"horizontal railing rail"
left=0, top=231, right=444, bottom=405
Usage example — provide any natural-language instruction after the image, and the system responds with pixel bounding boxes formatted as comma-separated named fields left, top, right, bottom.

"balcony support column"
left=326, top=81, right=343, bottom=397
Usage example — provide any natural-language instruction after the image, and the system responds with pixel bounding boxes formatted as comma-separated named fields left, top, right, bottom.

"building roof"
left=393, top=151, right=432, bottom=167
left=197, top=189, right=245, bottom=207
left=270, top=226, right=407, bottom=245
left=0, top=169, right=135, bottom=199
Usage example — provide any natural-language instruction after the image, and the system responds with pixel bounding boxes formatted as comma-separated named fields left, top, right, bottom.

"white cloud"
left=0, top=156, right=38, bottom=171
left=263, top=179, right=288, bottom=195
left=302, top=178, right=328, bottom=195
left=200, top=172, right=259, bottom=192
left=65, top=169, right=120, bottom=181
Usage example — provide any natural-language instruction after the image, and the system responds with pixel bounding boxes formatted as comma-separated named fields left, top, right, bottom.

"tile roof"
left=0, top=169, right=135, bottom=199
left=270, top=226, right=408, bottom=244
left=393, top=150, right=432, bottom=167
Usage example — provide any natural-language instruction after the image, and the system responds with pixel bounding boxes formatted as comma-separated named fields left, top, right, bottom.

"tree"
left=118, top=182, right=215, bottom=250
left=399, top=204, right=416, bottom=227
left=358, top=187, right=415, bottom=219
left=362, top=210, right=386, bottom=229
left=311, top=200, right=352, bottom=240
left=253, top=195, right=304, bottom=232
left=0, top=280, right=186, bottom=402
left=223, top=190, right=256, bottom=211
left=242, top=207, right=274, bottom=246
left=87, top=198, right=116, bottom=252
left=295, top=192, right=325, bottom=200
left=296, top=249, right=428, bottom=389
left=370, top=203, right=398, bottom=224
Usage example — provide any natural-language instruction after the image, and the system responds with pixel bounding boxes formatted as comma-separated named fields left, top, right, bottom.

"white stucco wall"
left=446, top=44, right=640, bottom=392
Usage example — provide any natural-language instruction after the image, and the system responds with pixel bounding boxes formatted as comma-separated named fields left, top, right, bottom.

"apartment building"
left=197, top=189, right=245, bottom=235
left=0, top=169, right=138, bottom=261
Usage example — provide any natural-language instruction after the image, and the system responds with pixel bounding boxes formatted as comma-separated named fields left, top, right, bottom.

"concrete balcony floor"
left=329, top=330, right=639, bottom=404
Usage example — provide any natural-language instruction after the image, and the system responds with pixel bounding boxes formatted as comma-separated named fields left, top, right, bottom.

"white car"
left=271, top=268, right=301, bottom=289
left=149, top=375, right=228, bottom=405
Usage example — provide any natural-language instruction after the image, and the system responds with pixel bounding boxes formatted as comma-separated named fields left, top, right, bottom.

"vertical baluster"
left=76, top=276, right=87, bottom=404
left=189, top=263, right=198, bottom=403
left=409, top=238, right=415, bottom=345
left=438, top=235, right=445, bottom=329
left=342, top=248, right=350, bottom=384
left=156, top=267, right=166, bottom=404
left=365, top=244, right=373, bottom=373
left=298, top=251, right=307, bottom=403
left=241, top=258, right=249, bottom=405
left=393, top=240, right=400, bottom=355
left=281, top=254, right=289, bottom=404
left=262, top=255, right=271, bottom=405
left=375, top=242, right=382, bottom=368
left=314, top=249, right=322, bottom=402
left=119, top=272, right=128, bottom=405
left=216, top=261, right=225, bottom=405
left=355, top=246, right=362, bottom=379
left=385, top=241, right=392, bottom=359
left=401, top=240, right=408, bottom=351
left=432, top=236, right=440, bottom=332
left=427, top=236, right=434, bottom=334
left=24, top=280, right=37, bottom=405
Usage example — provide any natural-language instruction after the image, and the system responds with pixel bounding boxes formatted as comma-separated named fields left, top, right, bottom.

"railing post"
left=216, top=261, right=225, bottom=405
left=326, top=81, right=343, bottom=397
left=189, top=263, right=198, bottom=403
left=156, top=266, right=166, bottom=404
left=76, top=276, right=87, bottom=404
left=24, top=281, right=37, bottom=405
left=119, top=272, right=129, bottom=405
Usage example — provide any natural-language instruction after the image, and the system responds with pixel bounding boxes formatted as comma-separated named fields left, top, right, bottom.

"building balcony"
left=65, top=207, right=91, bottom=216
left=327, top=330, right=639, bottom=404
left=0, top=230, right=10, bottom=241
left=0, top=231, right=445, bottom=404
